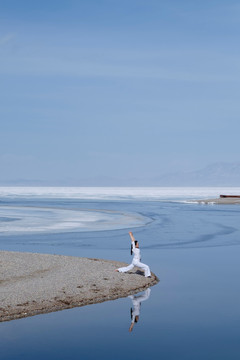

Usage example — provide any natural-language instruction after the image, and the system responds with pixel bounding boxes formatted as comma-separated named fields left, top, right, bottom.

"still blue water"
left=1, top=195, right=240, bottom=359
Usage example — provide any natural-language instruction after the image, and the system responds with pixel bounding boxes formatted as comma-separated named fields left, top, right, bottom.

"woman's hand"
left=129, top=323, right=134, bottom=332
left=129, top=232, right=135, bottom=242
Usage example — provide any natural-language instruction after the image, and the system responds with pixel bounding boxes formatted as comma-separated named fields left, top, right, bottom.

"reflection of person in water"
left=116, top=231, right=151, bottom=278
left=129, top=288, right=151, bottom=332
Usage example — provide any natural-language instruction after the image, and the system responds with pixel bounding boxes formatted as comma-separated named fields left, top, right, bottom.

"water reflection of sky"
left=1, top=195, right=240, bottom=359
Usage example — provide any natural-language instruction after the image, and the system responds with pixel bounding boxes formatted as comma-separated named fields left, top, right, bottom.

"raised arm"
left=129, top=322, right=134, bottom=332
left=129, top=231, right=135, bottom=242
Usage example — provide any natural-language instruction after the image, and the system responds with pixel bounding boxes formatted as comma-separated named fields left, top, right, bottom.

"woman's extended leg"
left=117, top=263, right=134, bottom=273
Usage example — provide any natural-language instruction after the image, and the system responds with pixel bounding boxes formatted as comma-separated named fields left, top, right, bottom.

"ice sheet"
left=1, top=186, right=240, bottom=201
left=0, top=206, right=150, bottom=235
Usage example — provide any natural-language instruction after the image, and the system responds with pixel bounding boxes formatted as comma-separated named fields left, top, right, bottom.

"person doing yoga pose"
left=116, top=232, right=151, bottom=278
left=128, top=288, right=151, bottom=332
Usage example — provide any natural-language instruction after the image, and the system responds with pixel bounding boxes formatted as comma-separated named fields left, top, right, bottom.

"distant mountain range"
left=153, top=162, right=240, bottom=186
left=1, top=162, right=240, bottom=187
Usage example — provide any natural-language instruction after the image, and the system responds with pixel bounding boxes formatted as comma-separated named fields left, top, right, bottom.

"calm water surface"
left=1, top=189, right=240, bottom=359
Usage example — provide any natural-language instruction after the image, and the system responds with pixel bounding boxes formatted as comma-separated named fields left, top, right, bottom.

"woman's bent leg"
left=134, top=261, right=151, bottom=277
left=117, top=263, right=134, bottom=273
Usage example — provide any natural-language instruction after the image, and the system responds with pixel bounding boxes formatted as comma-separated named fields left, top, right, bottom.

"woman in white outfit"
left=129, top=288, right=151, bottom=332
left=116, top=232, right=151, bottom=278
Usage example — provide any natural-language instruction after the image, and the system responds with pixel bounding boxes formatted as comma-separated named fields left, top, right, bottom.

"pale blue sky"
left=1, top=0, right=240, bottom=184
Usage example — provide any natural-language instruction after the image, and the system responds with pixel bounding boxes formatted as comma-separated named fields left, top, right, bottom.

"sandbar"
left=193, top=197, right=240, bottom=204
left=0, top=251, right=159, bottom=322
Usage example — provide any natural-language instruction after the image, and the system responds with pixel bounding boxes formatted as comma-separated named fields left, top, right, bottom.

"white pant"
left=118, top=259, right=151, bottom=277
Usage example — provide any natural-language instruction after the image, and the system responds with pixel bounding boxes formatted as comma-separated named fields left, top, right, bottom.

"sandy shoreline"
left=192, top=197, right=240, bottom=204
left=0, top=251, right=159, bottom=322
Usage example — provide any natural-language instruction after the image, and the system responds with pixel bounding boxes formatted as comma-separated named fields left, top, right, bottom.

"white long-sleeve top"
left=132, top=241, right=141, bottom=262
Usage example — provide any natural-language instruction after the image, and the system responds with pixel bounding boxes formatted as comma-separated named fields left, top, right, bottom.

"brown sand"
left=193, top=197, right=240, bottom=204
left=0, top=251, right=159, bottom=322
